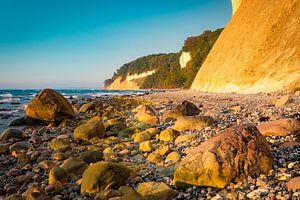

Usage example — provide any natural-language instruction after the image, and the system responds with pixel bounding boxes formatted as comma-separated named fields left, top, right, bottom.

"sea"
left=0, top=89, right=150, bottom=132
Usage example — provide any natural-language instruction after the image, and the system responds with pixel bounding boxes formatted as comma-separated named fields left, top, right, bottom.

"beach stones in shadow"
left=173, top=124, right=273, bottom=188
left=257, top=118, right=300, bottom=136
left=0, top=128, right=24, bottom=142
left=163, top=100, right=200, bottom=122
left=80, top=161, right=131, bottom=195
left=172, top=115, right=214, bottom=131
left=25, top=89, right=75, bottom=124
left=133, top=105, right=159, bottom=125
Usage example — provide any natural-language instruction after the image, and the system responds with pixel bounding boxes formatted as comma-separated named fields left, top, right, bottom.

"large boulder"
left=133, top=105, right=159, bottom=125
left=257, top=118, right=300, bottom=136
left=172, top=116, right=214, bottom=131
left=174, top=124, right=273, bottom=188
left=81, top=161, right=131, bottom=195
left=191, top=0, right=300, bottom=93
left=74, top=121, right=105, bottom=142
left=26, top=89, right=75, bottom=123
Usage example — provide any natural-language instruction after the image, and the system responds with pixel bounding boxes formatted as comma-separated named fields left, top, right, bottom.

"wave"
left=0, top=109, right=20, bottom=115
left=0, top=97, right=21, bottom=103
left=0, top=93, right=13, bottom=98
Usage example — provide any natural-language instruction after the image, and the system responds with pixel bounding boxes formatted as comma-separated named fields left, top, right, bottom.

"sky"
left=0, top=0, right=232, bottom=89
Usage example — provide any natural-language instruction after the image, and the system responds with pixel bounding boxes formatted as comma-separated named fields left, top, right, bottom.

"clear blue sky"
left=0, top=0, right=232, bottom=89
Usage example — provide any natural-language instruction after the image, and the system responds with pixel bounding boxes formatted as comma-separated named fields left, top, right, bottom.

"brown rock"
left=48, top=166, right=68, bottom=185
left=172, top=116, right=214, bottom=131
left=287, top=176, right=300, bottom=191
left=257, top=118, right=300, bottom=136
left=60, top=157, right=88, bottom=175
left=0, top=128, right=24, bottom=142
left=174, top=124, right=273, bottom=188
left=22, top=186, right=49, bottom=200
left=26, top=89, right=75, bottom=123
left=163, top=101, right=200, bottom=121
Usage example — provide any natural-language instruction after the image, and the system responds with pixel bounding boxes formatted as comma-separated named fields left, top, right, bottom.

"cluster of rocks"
left=0, top=89, right=300, bottom=199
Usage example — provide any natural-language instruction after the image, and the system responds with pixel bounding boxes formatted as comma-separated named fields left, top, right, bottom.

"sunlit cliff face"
left=191, top=0, right=300, bottom=93
left=231, top=0, right=242, bottom=15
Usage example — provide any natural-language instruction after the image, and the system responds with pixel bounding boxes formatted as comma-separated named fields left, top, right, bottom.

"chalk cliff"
left=191, top=0, right=300, bottom=93
left=105, top=29, right=222, bottom=89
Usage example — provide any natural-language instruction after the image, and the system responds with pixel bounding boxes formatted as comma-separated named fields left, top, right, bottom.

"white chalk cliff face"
left=106, top=69, right=156, bottom=90
left=231, top=0, right=242, bottom=15
left=179, top=52, right=192, bottom=69
left=191, top=0, right=300, bottom=93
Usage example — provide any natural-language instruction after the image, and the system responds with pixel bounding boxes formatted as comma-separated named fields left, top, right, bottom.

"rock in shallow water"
left=25, top=89, right=75, bottom=123
left=174, top=124, right=273, bottom=188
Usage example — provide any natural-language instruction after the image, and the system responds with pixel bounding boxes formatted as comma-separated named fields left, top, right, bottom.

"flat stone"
left=257, top=118, right=300, bottom=136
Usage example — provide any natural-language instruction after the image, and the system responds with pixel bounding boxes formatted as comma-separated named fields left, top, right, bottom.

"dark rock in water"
left=174, top=124, right=273, bottom=188
left=10, top=102, right=20, bottom=105
left=8, top=117, right=27, bottom=126
left=25, top=89, right=75, bottom=124
left=24, top=117, right=49, bottom=126
left=0, top=128, right=24, bottom=142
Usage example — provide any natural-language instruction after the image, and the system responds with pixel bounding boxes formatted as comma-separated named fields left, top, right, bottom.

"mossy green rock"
left=79, top=150, right=103, bottom=164
left=81, top=161, right=131, bottom=195
left=49, top=138, right=70, bottom=151
left=74, top=121, right=105, bottom=142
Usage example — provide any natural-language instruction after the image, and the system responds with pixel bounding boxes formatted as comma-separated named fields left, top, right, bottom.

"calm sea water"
left=0, top=89, right=149, bottom=132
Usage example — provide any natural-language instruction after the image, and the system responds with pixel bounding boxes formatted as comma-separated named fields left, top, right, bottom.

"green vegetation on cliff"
left=105, top=28, right=223, bottom=89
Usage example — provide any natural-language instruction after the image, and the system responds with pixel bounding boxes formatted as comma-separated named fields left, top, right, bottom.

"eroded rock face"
left=174, top=124, right=273, bottom=188
left=191, top=0, right=300, bottom=93
left=26, top=89, right=75, bottom=123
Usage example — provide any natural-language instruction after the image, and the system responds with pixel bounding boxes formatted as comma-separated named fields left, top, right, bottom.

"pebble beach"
left=0, top=89, right=300, bottom=200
